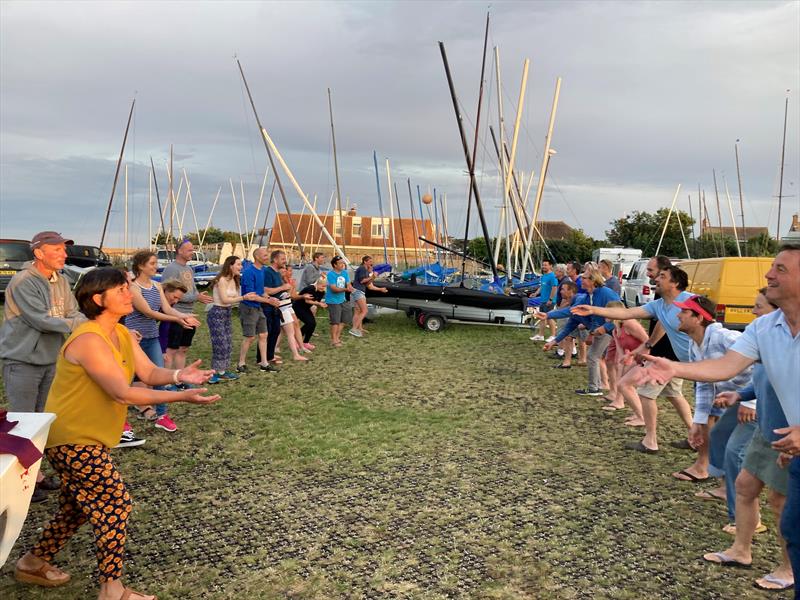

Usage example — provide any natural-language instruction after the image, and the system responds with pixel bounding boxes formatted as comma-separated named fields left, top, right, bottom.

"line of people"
left=528, top=248, right=799, bottom=593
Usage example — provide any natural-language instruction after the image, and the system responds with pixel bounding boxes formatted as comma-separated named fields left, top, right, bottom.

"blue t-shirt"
left=353, top=265, right=369, bottom=292
left=325, top=269, right=350, bottom=305
left=538, top=271, right=557, bottom=302
left=641, top=291, right=693, bottom=362
left=263, top=266, right=283, bottom=298
left=240, top=264, right=265, bottom=308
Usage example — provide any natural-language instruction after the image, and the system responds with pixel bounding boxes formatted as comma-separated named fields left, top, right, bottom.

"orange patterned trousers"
left=31, top=445, right=132, bottom=582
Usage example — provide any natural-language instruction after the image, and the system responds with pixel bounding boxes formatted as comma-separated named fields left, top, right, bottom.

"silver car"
left=621, top=258, right=655, bottom=307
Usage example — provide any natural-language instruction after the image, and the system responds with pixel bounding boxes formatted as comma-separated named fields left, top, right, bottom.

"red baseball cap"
left=674, top=295, right=715, bottom=322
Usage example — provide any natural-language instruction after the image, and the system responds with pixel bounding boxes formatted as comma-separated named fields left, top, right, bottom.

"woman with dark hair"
left=14, top=268, right=219, bottom=600
left=127, top=250, right=200, bottom=432
left=207, top=256, right=258, bottom=382
left=293, top=275, right=327, bottom=347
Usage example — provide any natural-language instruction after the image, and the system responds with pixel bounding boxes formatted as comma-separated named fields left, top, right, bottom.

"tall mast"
left=385, top=159, right=399, bottom=267
left=169, top=144, right=174, bottom=246
left=776, top=93, right=789, bottom=241
left=734, top=140, right=747, bottom=254
left=723, top=175, right=741, bottom=256
left=148, top=167, right=153, bottom=250
left=372, top=151, right=389, bottom=264
left=439, top=40, right=498, bottom=281
left=712, top=169, right=725, bottom=256
left=236, top=59, right=305, bottom=258
left=457, top=12, right=491, bottom=283
left=328, top=88, right=346, bottom=256
left=149, top=156, right=166, bottom=241
left=99, top=98, right=135, bottom=251
left=407, top=179, right=421, bottom=264
left=393, top=181, right=409, bottom=267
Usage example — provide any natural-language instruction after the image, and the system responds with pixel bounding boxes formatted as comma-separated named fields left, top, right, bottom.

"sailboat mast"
left=393, top=181, right=409, bottom=267
left=439, top=40, right=498, bottom=281
left=99, top=98, right=135, bottom=252
left=723, top=176, right=741, bottom=256
left=385, top=159, right=399, bottom=267
left=236, top=59, right=305, bottom=258
left=327, top=88, right=347, bottom=256
left=734, top=140, right=746, bottom=254
left=712, top=169, right=725, bottom=256
left=776, top=93, right=789, bottom=241
left=372, top=151, right=389, bottom=264
left=457, top=12, right=491, bottom=283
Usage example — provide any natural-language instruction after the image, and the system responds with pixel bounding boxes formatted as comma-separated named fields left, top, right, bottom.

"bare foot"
left=624, top=418, right=645, bottom=427
left=293, top=355, right=309, bottom=362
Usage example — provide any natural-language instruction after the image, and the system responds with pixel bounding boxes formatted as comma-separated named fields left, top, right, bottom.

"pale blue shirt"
left=731, top=309, right=800, bottom=426
left=641, top=291, right=693, bottom=362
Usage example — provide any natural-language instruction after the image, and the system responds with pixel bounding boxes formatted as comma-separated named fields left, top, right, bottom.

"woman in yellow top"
left=14, top=268, right=220, bottom=600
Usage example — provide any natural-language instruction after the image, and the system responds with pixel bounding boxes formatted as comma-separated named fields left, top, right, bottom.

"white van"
left=621, top=258, right=655, bottom=307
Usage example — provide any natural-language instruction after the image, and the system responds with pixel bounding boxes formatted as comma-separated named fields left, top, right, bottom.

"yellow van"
left=679, top=257, right=773, bottom=330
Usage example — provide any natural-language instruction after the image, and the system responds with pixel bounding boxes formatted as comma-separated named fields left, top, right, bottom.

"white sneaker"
left=529, top=335, right=545, bottom=341
left=557, top=349, right=565, bottom=357
left=572, top=348, right=578, bottom=356
left=349, top=329, right=363, bottom=338
left=546, top=335, right=556, bottom=343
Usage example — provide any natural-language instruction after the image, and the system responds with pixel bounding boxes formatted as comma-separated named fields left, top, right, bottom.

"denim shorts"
left=352, top=289, right=366, bottom=302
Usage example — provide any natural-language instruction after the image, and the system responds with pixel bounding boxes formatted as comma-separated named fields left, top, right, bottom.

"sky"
left=1, top=0, right=799, bottom=250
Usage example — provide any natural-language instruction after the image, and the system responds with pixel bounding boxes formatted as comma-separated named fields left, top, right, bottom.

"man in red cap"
left=0, top=232, right=87, bottom=501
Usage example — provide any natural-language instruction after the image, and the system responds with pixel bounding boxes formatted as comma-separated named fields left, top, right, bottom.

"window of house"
left=352, top=217, right=362, bottom=237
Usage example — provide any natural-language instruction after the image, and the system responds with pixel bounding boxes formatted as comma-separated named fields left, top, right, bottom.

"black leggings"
left=295, top=306, right=316, bottom=342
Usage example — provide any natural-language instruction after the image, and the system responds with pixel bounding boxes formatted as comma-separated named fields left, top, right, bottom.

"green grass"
left=0, top=311, right=792, bottom=599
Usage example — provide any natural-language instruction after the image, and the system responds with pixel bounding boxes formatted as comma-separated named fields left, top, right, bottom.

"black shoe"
left=31, top=486, right=50, bottom=503
left=551, top=364, right=572, bottom=369
left=236, top=364, right=248, bottom=373
left=259, top=363, right=279, bottom=373
left=575, top=388, right=602, bottom=396
left=37, top=475, right=61, bottom=491
left=624, top=440, right=659, bottom=454
left=115, top=430, right=146, bottom=449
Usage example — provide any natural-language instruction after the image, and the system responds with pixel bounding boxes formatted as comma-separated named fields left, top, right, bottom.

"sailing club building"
left=266, top=208, right=436, bottom=265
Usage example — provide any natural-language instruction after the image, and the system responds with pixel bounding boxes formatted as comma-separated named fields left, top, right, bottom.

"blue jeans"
left=709, top=405, right=757, bottom=522
left=139, top=336, right=167, bottom=417
left=781, top=456, right=800, bottom=592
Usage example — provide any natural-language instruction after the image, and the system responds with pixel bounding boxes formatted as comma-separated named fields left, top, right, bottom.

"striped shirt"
left=126, top=281, right=161, bottom=339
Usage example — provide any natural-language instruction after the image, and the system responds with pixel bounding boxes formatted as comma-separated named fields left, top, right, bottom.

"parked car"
left=156, top=247, right=210, bottom=272
left=0, top=238, right=34, bottom=296
left=65, top=244, right=112, bottom=268
left=680, top=257, right=773, bottom=330
left=620, top=258, right=655, bottom=307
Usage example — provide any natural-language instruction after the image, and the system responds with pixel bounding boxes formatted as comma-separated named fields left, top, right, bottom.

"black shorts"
left=166, top=321, right=196, bottom=349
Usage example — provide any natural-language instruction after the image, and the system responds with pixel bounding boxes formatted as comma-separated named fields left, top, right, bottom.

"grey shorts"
left=328, top=303, right=345, bottom=325
left=743, top=428, right=789, bottom=495
left=2, top=360, right=55, bottom=412
left=352, top=289, right=366, bottom=302
left=637, top=377, right=684, bottom=399
left=239, top=304, right=267, bottom=337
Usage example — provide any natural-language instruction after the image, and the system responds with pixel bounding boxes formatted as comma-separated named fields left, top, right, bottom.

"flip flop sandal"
left=753, top=573, right=794, bottom=591
left=702, top=551, right=751, bottom=568
left=14, top=562, right=71, bottom=587
left=695, top=489, right=726, bottom=502
left=624, top=441, right=658, bottom=454
left=672, top=469, right=709, bottom=483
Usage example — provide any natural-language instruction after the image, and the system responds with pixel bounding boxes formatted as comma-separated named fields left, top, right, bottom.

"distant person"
left=326, top=255, right=353, bottom=347
left=599, top=259, right=621, bottom=296
left=127, top=250, right=201, bottom=432
left=351, top=255, right=388, bottom=337
left=161, top=239, right=213, bottom=375
left=262, top=250, right=292, bottom=365
left=0, top=231, right=86, bottom=501
left=237, top=247, right=279, bottom=373
left=299, top=252, right=326, bottom=292
left=12, top=267, right=219, bottom=600
left=207, top=256, right=259, bottom=382
left=293, top=276, right=327, bottom=347
left=530, top=259, right=558, bottom=342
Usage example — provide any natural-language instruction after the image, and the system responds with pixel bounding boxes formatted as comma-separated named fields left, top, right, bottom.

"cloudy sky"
left=1, top=0, right=798, bottom=250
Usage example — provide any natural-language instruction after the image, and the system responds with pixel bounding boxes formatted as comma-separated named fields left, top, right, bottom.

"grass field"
left=0, top=310, right=792, bottom=599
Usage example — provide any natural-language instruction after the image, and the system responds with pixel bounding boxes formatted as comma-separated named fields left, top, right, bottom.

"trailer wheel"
left=423, top=314, right=446, bottom=332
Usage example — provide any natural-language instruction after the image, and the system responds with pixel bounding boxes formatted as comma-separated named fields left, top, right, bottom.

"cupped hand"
left=179, top=360, right=215, bottom=384
left=713, top=391, right=740, bottom=408
left=570, top=305, right=593, bottom=316
left=183, top=389, right=221, bottom=405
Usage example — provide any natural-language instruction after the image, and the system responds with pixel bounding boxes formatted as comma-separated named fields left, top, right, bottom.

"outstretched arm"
left=642, top=350, right=755, bottom=385
left=571, top=304, right=650, bottom=321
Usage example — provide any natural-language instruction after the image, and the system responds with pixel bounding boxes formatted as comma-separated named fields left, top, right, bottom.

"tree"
left=606, top=209, right=694, bottom=258
left=545, top=229, right=601, bottom=264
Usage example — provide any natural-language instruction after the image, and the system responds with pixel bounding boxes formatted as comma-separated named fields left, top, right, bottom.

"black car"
left=0, top=239, right=34, bottom=296
left=65, top=245, right=112, bottom=268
